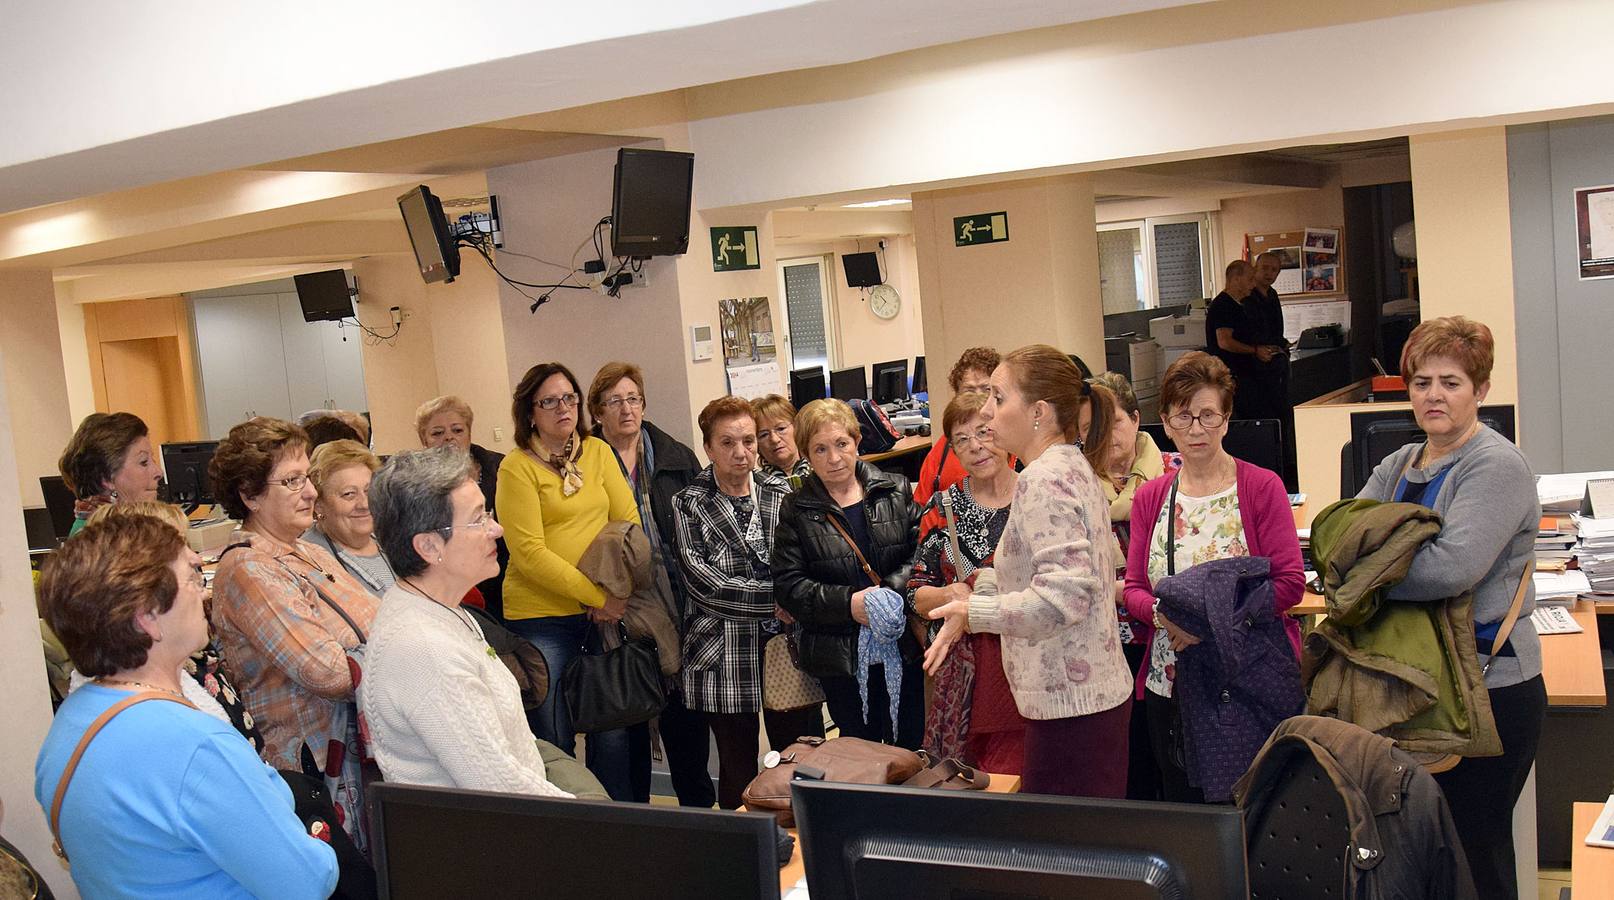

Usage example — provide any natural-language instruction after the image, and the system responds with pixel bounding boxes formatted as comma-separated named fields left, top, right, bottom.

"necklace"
left=399, top=578, right=482, bottom=640
left=97, top=677, right=184, bottom=698
left=1421, top=420, right=1481, bottom=468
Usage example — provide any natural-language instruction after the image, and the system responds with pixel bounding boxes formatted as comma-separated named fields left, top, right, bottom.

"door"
left=777, top=255, right=838, bottom=376
left=193, top=293, right=292, bottom=437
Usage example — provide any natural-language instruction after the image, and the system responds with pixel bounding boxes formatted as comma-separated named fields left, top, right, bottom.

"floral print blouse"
left=1143, top=483, right=1248, bottom=698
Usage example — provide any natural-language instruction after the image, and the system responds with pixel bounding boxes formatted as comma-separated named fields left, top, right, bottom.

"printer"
left=1149, top=306, right=1210, bottom=371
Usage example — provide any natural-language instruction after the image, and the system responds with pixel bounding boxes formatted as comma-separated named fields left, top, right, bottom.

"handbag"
left=901, top=755, right=991, bottom=791
left=466, top=605, right=550, bottom=710
left=740, top=735, right=926, bottom=826
left=762, top=629, right=825, bottom=712
left=560, top=622, right=666, bottom=733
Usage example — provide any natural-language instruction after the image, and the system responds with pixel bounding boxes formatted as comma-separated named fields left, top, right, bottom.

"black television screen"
left=871, top=359, right=909, bottom=406
left=789, top=367, right=827, bottom=411
left=398, top=185, right=461, bottom=284
left=794, top=781, right=1248, bottom=900
left=293, top=269, right=354, bottom=323
left=611, top=148, right=694, bottom=258
left=842, top=251, right=882, bottom=288
left=829, top=366, right=868, bottom=402
left=161, top=441, right=219, bottom=508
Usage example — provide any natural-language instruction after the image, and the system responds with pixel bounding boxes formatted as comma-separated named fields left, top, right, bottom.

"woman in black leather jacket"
left=773, top=399, right=923, bottom=748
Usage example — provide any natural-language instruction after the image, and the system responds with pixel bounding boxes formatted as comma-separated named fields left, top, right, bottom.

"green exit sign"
left=954, top=212, right=1008, bottom=246
left=710, top=226, right=760, bottom=271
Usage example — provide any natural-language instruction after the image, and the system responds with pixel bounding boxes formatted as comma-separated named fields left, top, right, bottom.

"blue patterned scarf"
left=857, top=587, right=907, bottom=730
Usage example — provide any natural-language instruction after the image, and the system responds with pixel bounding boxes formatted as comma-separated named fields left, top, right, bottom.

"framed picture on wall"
left=1575, top=184, right=1614, bottom=280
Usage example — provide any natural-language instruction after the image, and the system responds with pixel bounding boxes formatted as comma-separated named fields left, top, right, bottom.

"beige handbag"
left=762, top=630, right=825, bottom=712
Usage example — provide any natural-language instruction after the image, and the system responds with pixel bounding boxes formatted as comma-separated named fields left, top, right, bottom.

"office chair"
left=1243, top=749, right=1350, bottom=899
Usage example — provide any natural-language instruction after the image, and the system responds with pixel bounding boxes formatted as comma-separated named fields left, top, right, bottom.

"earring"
left=437, top=556, right=444, bottom=564
left=1033, top=419, right=1040, bottom=431
left=109, top=489, right=121, bottom=502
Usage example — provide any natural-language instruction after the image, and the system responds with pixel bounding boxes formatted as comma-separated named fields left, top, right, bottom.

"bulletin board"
left=1244, top=227, right=1344, bottom=297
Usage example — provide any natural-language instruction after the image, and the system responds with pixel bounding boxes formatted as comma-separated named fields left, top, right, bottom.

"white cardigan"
left=357, top=584, right=572, bottom=798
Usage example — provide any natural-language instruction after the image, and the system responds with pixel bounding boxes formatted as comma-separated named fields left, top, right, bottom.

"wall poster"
left=1575, top=184, right=1614, bottom=280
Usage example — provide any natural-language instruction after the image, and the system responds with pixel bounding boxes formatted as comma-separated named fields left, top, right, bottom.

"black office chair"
left=1244, top=749, right=1351, bottom=899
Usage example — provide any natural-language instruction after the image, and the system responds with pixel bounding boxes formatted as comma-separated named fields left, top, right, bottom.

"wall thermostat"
left=691, top=324, right=715, bottom=361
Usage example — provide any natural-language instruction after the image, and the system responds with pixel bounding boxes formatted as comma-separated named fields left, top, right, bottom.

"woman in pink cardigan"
left=1122, top=352, right=1303, bottom=802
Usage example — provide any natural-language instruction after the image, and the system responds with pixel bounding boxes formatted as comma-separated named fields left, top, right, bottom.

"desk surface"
left=775, top=772, right=1021, bottom=893
left=860, top=433, right=931, bottom=464
left=1574, top=802, right=1614, bottom=899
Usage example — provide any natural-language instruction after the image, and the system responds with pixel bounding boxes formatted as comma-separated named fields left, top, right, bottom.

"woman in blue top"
left=35, top=514, right=337, bottom=900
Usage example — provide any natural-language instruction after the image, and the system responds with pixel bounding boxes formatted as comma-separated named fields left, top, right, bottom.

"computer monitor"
left=793, top=781, right=1247, bottom=900
left=397, top=185, right=461, bottom=284
left=871, top=359, right=909, bottom=406
left=610, top=147, right=696, bottom=258
left=789, top=366, right=828, bottom=411
left=161, top=441, right=219, bottom=508
left=293, top=269, right=354, bottom=323
left=369, top=783, right=780, bottom=900
left=38, top=475, right=77, bottom=541
left=1345, top=405, right=1515, bottom=495
left=910, top=355, right=927, bottom=395
left=829, top=365, right=868, bottom=402
left=842, top=252, right=882, bottom=288
left=1143, top=419, right=1286, bottom=484
left=23, top=507, right=59, bottom=553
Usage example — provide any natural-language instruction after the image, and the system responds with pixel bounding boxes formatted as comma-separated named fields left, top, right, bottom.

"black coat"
left=772, top=462, right=921, bottom=679
left=469, top=442, right=509, bottom=621
left=597, top=420, right=701, bottom=614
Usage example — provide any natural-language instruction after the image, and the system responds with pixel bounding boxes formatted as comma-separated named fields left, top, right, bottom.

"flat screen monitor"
left=610, top=147, right=695, bottom=258
left=38, top=476, right=77, bottom=540
left=1345, top=405, right=1515, bottom=495
left=293, top=269, right=354, bottom=323
left=1143, top=419, right=1285, bottom=481
left=829, top=365, right=868, bottom=402
left=842, top=251, right=882, bottom=288
left=24, top=507, right=59, bottom=553
left=871, top=359, right=909, bottom=406
left=369, top=783, right=779, bottom=900
left=397, top=185, right=461, bottom=284
left=789, top=366, right=828, bottom=411
left=793, top=781, right=1248, bottom=900
left=160, top=441, right=219, bottom=508
left=911, top=355, right=927, bottom=395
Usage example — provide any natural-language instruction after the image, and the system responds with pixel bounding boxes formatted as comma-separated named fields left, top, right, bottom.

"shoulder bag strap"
left=51, top=692, right=195, bottom=863
left=1482, top=559, right=1535, bottom=676
left=826, top=514, right=882, bottom=588
left=1165, top=474, right=1181, bottom=578
left=278, top=556, right=368, bottom=645
left=931, top=441, right=951, bottom=499
left=940, top=490, right=966, bottom=579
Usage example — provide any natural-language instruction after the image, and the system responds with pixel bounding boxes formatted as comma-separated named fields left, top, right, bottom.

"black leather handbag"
left=560, top=623, right=665, bottom=733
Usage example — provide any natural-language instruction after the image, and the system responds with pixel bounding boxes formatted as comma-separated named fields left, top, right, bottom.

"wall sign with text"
left=710, top=226, right=760, bottom=271
left=954, top=212, right=1009, bottom=246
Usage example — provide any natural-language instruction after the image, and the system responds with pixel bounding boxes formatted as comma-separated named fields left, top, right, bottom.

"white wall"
left=0, top=269, right=74, bottom=507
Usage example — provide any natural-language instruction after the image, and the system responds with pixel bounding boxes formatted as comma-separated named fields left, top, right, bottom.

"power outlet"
left=593, top=264, right=647, bottom=294
left=492, top=426, right=505, bottom=443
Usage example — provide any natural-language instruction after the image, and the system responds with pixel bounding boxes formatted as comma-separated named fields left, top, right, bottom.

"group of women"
left=32, top=314, right=1543, bottom=899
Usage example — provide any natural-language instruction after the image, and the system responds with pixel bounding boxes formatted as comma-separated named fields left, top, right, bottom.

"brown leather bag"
left=740, top=736, right=925, bottom=826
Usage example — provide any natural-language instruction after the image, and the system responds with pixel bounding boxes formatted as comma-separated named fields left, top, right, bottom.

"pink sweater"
left=1122, top=459, right=1304, bottom=700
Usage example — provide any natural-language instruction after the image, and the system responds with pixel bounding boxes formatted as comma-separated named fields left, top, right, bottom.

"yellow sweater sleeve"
left=496, top=451, right=608, bottom=610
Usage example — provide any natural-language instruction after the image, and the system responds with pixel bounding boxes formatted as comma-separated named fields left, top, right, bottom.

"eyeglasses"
left=758, top=424, right=791, bottom=441
left=950, top=426, right=996, bottom=452
left=602, top=394, right=644, bottom=411
left=536, top=393, right=580, bottom=411
left=959, top=383, right=992, bottom=396
left=435, top=508, right=496, bottom=536
left=269, top=473, right=310, bottom=492
left=1166, top=411, right=1228, bottom=430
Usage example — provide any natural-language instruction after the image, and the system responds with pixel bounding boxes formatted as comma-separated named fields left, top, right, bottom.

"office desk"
left=774, top=772, right=1021, bottom=894
left=860, top=434, right=930, bottom=464
left=1573, top=802, right=1614, bottom=899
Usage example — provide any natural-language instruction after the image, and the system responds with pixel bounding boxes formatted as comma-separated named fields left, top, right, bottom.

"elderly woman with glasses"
left=497, top=362, right=643, bottom=800
left=1121, top=352, right=1302, bottom=803
left=208, top=417, right=380, bottom=846
left=914, top=347, right=1001, bottom=508
left=356, top=447, right=608, bottom=800
left=416, top=394, right=509, bottom=618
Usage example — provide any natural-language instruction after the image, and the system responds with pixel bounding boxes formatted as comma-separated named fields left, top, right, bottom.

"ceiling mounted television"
left=610, top=148, right=694, bottom=259
left=842, top=251, right=882, bottom=288
left=398, top=185, right=461, bottom=284
left=293, top=269, right=355, bottom=323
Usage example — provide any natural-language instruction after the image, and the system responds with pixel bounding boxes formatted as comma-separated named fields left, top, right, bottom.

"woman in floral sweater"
left=925, top=345, right=1134, bottom=798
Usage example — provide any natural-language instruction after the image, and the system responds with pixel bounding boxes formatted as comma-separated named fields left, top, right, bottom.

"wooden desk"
left=775, top=772, right=1021, bottom=894
left=1573, top=801, right=1614, bottom=899
left=1285, top=597, right=1605, bottom=708
left=860, top=433, right=930, bottom=464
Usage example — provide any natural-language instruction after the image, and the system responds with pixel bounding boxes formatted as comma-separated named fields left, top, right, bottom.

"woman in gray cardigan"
left=1356, top=316, right=1540, bottom=900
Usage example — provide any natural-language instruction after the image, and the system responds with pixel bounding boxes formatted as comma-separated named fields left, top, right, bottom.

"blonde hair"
left=793, top=399, right=861, bottom=458
left=308, top=439, right=381, bottom=498
left=414, top=395, right=474, bottom=445
left=86, top=499, right=189, bottom=535
left=751, top=394, right=797, bottom=427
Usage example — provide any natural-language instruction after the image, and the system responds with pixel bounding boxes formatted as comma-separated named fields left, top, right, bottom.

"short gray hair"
left=369, top=446, right=475, bottom=578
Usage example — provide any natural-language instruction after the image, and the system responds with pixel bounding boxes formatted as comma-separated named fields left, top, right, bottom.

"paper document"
left=1531, top=605, right=1584, bottom=635
left=1538, top=472, right=1614, bottom=509
left=1534, top=569, right=1592, bottom=597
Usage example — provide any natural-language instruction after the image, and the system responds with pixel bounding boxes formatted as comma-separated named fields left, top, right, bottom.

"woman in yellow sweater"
left=497, top=362, right=644, bottom=800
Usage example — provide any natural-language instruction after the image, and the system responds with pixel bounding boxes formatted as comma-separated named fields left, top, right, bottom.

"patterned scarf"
left=72, top=492, right=115, bottom=523
left=547, top=434, right=584, bottom=497
left=857, top=587, right=907, bottom=730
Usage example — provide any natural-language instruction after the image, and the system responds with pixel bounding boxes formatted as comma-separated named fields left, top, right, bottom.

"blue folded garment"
left=857, top=587, right=907, bottom=730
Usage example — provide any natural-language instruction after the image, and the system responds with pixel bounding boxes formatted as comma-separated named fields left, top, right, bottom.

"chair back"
left=1244, top=750, right=1351, bottom=899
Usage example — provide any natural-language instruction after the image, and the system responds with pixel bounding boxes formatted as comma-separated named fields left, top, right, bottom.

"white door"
left=776, top=255, right=838, bottom=376
left=277, top=292, right=330, bottom=417
left=320, top=319, right=368, bottom=413
left=193, top=293, right=293, bottom=437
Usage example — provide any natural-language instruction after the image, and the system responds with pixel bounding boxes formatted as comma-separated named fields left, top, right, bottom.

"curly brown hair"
left=58, top=412, right=149, bottom=499
left=41, top=515, right=186, bottom=677
left=947, top=347, right=1001, bottom=392
left=209, top=417, right=310, bottom=520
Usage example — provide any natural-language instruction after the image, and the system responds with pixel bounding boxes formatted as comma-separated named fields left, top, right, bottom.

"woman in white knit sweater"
left=359, top=447, right=607, bottom=800
left=925, top=344, right=1134, bottom=797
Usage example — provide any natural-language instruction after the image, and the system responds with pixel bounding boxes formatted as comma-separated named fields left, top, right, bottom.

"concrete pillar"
left=0, top=269, right=74, bottom=506
left=912, top=174, right=1105, bottom=412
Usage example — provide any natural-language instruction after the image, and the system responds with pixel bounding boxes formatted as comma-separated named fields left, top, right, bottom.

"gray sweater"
left=1358, top=425, right=1541, bottom=688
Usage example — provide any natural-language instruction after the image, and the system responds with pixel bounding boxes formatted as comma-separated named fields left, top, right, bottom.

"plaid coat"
left=672, top=468, right=790, bottom=714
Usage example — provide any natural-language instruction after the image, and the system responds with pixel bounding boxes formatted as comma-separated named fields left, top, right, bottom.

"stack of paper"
left=1538, top=471, right=1614, bottom=513
left=1533, top=569, right=1592, bottom=607
left=1531, top=605, right=1584, bottom=635
left=1572, top=515, right=1614, bottom=592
